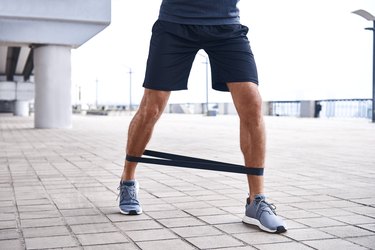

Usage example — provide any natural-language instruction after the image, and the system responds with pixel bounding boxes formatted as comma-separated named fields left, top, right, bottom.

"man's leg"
left=227, top=82, right=265, bottom=200
left=118, top=89, right=170, bottom=215
left=228, top=82, right=287, bottom=233
left=121, top=89, right=171, bottom=180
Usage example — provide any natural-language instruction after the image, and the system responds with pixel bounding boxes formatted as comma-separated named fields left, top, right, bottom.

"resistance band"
left=126, top=150, right=264, bottom=176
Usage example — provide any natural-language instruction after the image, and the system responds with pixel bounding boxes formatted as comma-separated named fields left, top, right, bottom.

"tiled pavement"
left=0, top=113, right=375, bottom=250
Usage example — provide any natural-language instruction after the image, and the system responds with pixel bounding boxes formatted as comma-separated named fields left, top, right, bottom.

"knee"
left=137, top=105, right=164, bottom=124
left=240, top=99, right=263, bottom=125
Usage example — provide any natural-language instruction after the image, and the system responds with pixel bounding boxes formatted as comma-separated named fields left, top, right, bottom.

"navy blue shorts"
left=143, top=20, right=258, bottom=92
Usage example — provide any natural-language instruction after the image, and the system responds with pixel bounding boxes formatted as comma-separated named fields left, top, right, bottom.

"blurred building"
left=0, top=0, right=111, bottom=128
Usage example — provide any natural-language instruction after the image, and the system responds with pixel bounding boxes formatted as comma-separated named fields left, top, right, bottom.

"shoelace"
left=255, top=197, right=277, bottom=217
left=116, top=185, right=138, bottom=204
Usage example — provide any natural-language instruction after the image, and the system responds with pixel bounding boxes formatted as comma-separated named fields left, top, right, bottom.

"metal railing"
left=268, top=99, right=372, bottom=119
left=317, top=99, right=372, bottom=119
left=268, top=101, right=301, bottom=117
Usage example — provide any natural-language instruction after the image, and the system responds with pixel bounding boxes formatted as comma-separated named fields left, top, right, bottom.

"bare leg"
left=228, top=82, right=265, bottom=201
left=121, top=89, right=171, bottom=181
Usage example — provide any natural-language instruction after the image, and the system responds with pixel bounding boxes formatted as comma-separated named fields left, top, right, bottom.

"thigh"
left=143, top=20, right=200, bottom=91
left=204, top=25, right=258, bottom=92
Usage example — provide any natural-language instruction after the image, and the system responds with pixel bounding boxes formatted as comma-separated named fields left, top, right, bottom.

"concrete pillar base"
left=14, top=101, right=29, bottom=116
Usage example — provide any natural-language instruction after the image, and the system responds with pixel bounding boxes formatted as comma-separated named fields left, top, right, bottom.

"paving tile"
left=186, top=234, right=244, bottom=249
left=358, top=223, right=375, bottom=232
left=303, top=238, right=368, bottom=250
left=25, top=235, right=78, bottom=249
left=146, top=209, right=189, bottom=219
left=0, top=220, right=17, bottom=229
left=256, top=242, right=313, bottom=250
left=283, top=209, right=320, bottom=219
left=23, top=226, right=70, bottom=238
left=344, top=205, right=375, bottom=215
left=215, top=222, right=259, bottom=234
left=137, top=239, right=195, bottom=250
left=295, top=217, right=346, bottom=228
left=198, top=214, right=241, bottom=225
left=83, top=243, right=139, bottom=250
left=332, top=214, right=375, bottom=225
left=0, top=201, right=14, bottom=207
left=16, top=198, right=51, bottom=206
left=0, top=212, right=16, bottom=221
left=126, top=228, right=178, bottom=241
left=215, top=247, right=256, bottom=250
left=76, top=232, right=129, bottom=246
left=21, top=217, right=65, bottom=228
left=60, top=208, right=99, bottom=217
left=321, top=200, right=359, bottom=208
left=65, top=215, right=109, bottom=225
left=115, top=220, right=163, bottom=231
left=312, top=207, right=354, bottom=217
left=220, top=205, right=247, bottom=214
left=290, top=202, right=331, bottom=210
left=233, top=232, right=291, bottom=245
left=282, top=219, right=309, bottom=230
left=173, top=201, right=212, bottom=210
left=320, top=225, right=374, bottom=238
left=346, top=235, right=375, bottom=249
left=19, top=210, right=60, bottom=219
left=0, top=229, right=19, bottom=240
left=70, top=223, right=118, bottom=234
left=158, top=216, right=205, bottom=228
left=0, top=239, right=24, bottom=250
left=0, top=206, right=14, bottom=214
left=285, top=228, right=334, bottom=241
left=138, top=203, right=175, bottom=212
left=172, top=225, right=223, bottom=237
left=18, top=204, right=56, bottom=212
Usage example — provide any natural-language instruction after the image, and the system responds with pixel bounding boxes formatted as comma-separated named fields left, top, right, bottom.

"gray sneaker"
left=118, top=180, right=142, bottom=215
left=242, top=194, right=287, bottom=233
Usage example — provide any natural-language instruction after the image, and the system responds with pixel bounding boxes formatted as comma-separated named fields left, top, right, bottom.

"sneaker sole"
left=119, top=208, right=142, bottom=215
left=242, top=216, right=287, bottom=234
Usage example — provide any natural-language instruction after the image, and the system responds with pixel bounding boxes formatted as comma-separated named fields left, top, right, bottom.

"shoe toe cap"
left=260, top=213, right=287, bottom=232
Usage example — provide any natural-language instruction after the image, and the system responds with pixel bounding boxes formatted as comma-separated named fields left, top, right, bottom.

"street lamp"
left=123, top=66, right=133, bottom=112
left=128, top=67, right=132, bottom=112
left=198, top=52, right=210, bottom=115
left=352, top=9, right=375, bottom=122
left=95, top=77, right=99, bottom=109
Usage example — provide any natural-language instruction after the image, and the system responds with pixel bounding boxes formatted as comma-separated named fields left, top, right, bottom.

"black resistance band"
left=126, top=150, right=264, bottom=176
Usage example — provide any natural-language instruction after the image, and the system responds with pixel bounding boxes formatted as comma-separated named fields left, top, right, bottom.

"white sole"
left=242, top=216, right=277, bottom=233
left=119, top=208, right=143, bottom=215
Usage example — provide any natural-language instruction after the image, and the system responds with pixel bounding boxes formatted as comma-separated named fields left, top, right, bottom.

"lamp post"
left=128, top=67, right=132, bottom=112
left=352, top=9, right=375, bottom=122
left=95, top=77, right=99, bottom=109
left=123, top=66, right=133, bottom=112
left=198, top=52, right=209, bottom=115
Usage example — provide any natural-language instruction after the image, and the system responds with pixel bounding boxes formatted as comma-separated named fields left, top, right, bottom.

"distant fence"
left=268, top=101, right=301, bottom=117
left=317, top=99, right=372, bottom=119
left=69, top=99, right=373, bottom=120
left=268, top=99, right=372, bottom=119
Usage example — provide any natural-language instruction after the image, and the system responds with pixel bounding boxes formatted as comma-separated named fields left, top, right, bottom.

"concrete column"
left=262, top=101, right=271, bottom=116
left=14, top=101, right=29, bottom=116
left=34, top=45, right=72, bottom=128
left=300, top=100, right=315, bottom=118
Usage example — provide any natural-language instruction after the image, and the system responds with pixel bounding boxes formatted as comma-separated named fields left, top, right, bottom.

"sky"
left=71, top=0, right=375, bottom=106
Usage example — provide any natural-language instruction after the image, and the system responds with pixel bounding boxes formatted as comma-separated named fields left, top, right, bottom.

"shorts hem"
left=214, top=79, right=259, bottom=92
left=143, top=84, right=188, bottom=92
